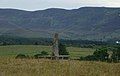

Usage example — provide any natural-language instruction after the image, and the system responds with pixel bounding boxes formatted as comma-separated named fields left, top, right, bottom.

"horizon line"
left=0, top=6, right=120, bottom=11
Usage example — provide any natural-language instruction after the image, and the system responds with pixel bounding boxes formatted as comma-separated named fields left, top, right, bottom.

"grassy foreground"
left=0, top=57, right=120, bottom=76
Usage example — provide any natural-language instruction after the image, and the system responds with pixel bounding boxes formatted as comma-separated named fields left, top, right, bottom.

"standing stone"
left=52, top=33, right=59, bottom=59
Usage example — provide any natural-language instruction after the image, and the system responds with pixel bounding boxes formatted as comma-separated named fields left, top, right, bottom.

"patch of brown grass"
left=0, top=57, right=120, bottom=76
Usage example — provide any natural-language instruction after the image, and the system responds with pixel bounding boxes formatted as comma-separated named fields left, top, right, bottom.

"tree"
left=59, top=43, right=69, bottom=55
left=111, top=46, right=120, bottom=62
left=93, top=47, right=109, bottom=61
left=34, top=42, right=39, bottom=45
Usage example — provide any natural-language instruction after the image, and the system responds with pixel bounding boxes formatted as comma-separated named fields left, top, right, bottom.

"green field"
left=0, top=45, right=120, bottom=76
left=0, top=45, right=95, bottom=58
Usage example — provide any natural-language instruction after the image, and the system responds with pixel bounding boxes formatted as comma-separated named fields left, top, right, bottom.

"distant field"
left=0, top=58, right=120, bottom=76
left=0, top=45, right=95, bottom=58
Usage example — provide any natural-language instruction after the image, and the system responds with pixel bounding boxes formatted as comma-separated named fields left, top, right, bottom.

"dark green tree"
left=93, top=47, right=109, bottom=61
left=111, top=46, right=120, bottom=62
left=59, top=43, right=69, bottom=55
left=34, top=42, right=39, bottom=45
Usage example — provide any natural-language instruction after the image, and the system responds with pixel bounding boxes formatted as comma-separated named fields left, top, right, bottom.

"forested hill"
left=0, top=7, right=120, bottom=41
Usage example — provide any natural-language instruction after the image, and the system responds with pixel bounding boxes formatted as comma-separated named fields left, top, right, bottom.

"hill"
left=0, top=7, right=120, bottom=41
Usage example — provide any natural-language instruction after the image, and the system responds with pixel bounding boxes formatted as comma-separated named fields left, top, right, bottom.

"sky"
left=0, top=0, right=120, bottom=11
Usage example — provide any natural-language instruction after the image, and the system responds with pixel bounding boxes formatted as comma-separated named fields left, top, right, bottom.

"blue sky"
left=0, top=0, right=120, bottom=11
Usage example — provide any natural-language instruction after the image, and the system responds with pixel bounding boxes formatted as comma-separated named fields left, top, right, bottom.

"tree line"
left=0, top=35, right=111, bottom=48
left=80, top=46, right=120, bottom=63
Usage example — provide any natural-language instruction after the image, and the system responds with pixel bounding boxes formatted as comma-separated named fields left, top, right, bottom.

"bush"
left=80, top=47, right=109, bottom=61
left=41, top=51, right=48, bottom=56
left=34, top=51, right=48, bottom=59
left=15, top=54, right=28, bottom=59
left=80, top=55, right=97, bottom=61
left=34, top=54, right=43, bottom=59
left=84, top=55, right=97, bottom=61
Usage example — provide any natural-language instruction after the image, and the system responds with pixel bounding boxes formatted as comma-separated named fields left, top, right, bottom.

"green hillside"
left=0, top=7, right=120, bottom=40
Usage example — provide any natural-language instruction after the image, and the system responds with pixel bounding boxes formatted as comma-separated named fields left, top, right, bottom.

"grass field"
left=0, top=57, right=120, bottom=76
left=0, top=45, right=95, bottom=58
left=0, top=45, right=119, bottom=76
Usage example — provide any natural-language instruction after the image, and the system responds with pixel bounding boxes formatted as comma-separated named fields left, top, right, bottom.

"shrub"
left=84, top=55, right=97, bottom=61
left=80, top=47, right=109, bottom=61
left=34, top=54, right=43, bottom=59
left=34, top=51, right=49, bottom=59
left=41, top=51, right=48, bottom=56
left=15, top=54, right=28, bottom=59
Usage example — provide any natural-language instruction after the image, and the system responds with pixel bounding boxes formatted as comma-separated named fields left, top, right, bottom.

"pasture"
left=0, top=45, right=95, bottom=58
left=0, top=45, right=120, bottom=76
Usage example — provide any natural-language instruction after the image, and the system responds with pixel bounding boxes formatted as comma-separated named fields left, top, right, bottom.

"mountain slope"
left=0, top=7, right=120, bottom=40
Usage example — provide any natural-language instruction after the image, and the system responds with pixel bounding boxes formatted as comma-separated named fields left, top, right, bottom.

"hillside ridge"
left=0, top=7, right=120, bottom=41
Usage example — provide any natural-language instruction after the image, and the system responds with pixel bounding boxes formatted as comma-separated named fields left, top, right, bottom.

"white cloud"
left=105, top=0, right=120, bottom=7
left=0, top=0, right=120, bottom=10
